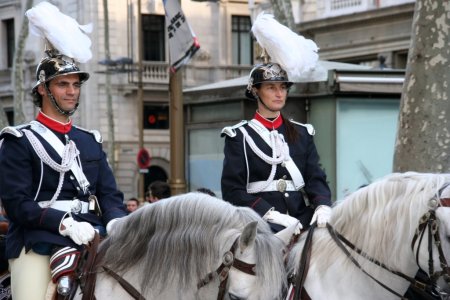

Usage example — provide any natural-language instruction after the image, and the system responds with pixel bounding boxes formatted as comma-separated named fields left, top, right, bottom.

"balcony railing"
left=127, top=61, right=252, bottom=88
left=321, top=0, right=415, bottom=18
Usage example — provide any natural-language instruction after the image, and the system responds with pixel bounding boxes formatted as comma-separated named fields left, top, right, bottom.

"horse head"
left=84, top=193, right=288, bottom=300
left=286, top=172, right=450, bottom=300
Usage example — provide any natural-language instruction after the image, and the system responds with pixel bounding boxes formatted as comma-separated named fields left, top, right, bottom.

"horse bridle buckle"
left=222, top=251, right=234, bottom=266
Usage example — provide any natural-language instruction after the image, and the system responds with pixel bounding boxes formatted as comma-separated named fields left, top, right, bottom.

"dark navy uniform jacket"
left=0, top=113, right=127, bottom=259
left=221, top=114, right=331, bottom=230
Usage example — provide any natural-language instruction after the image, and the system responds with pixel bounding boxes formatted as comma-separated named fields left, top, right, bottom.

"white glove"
left=59, top=217, right=95, bottom=245
left=263, top=209, right=302, bottom=234
left=106, top=218, right=119, bottom=235
left=310, top=205, right=331, bottom=228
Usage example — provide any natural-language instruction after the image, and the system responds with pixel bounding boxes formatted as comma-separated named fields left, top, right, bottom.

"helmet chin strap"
left=44, top=83, right=78, bottom=116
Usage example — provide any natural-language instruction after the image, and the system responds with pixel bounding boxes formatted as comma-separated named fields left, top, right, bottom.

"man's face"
left=126, top=200, right=139, bottom=212
left=39, top=74, right=81, bottom=114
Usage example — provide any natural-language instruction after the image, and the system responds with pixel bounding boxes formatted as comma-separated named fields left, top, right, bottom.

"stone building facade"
left=0, top=0, right=415, bottom=199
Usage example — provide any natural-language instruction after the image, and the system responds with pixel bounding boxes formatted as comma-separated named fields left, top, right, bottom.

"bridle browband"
left=325, top=192, right=450, bottom=299
left=197, top=236, right=256, bottom=300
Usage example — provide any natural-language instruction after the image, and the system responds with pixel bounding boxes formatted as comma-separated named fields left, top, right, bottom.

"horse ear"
left=239, top=221, right=258, bottom=252
left=275, top=223, right=298, bottom=246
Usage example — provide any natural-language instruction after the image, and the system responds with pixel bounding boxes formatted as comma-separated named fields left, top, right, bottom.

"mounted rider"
left=0, top=2, right=127, bottom=299
left=221, top=13, right=332, bottom=234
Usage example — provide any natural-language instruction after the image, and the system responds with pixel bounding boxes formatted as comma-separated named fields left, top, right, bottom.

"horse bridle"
left=197, top=236, right=256, bottom=300
left=325, top=191, right=450, bottom=299
left=77, top=236, right=256, bottom=300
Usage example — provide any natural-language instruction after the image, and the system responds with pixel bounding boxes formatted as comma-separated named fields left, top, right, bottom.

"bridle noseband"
left=197, top=237, right=256, bottom=300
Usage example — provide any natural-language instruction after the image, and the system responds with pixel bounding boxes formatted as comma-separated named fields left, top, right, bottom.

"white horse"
left=287, top=172, right=450, bottom=300
left=74, top=192, right=294, bottom=300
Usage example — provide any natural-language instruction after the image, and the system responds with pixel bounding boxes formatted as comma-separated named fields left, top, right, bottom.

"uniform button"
left=70, top=175, right=75, bottom=180
left=282, top=175, right=287, bottom=179
left=76, top=187, right=80, bottom=191
left=284, top=193, right=289, bottom=198
left=281, top=162, right=286, bottom=167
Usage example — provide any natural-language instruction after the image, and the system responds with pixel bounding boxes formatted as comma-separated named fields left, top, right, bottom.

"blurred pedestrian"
left=126, top=197, right=139, bottom=213
left=147, top=181, right=171, bottom=203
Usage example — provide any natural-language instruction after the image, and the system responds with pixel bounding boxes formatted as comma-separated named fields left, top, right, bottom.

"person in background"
left=147, top=181, right=171, bottom=203
left=126, top=197, right=139, bottom=213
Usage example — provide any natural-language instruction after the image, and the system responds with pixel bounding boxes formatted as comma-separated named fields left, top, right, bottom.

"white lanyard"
left=29, top=121, right=91, bottom=194
left=247, top=119, right=305, bottom=190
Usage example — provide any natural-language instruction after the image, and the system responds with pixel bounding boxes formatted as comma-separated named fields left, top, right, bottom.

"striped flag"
left=163, top=0, right=200, bottom=72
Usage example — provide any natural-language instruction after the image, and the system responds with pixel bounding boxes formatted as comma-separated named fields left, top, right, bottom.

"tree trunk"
left=269, top=0, right=296, bottom=31
left=103, top=0, right=116, bottom=173
left=0, top=101, right=8, bottom=129
left=393, top=0, right=450, bottom=173
left=12, top=0, right=33, bottom=125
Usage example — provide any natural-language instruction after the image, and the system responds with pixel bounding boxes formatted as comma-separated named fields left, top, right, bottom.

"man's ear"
left=37, top=83, right=45, bottom=96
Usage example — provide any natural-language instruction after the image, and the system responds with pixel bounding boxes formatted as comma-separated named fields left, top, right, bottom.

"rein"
left=197, top=237, right=256, bottom=300
left=77, top=236, right=146, bottom=300
left=326, top=198, right=450, bottom=300
left=290, top=223, right=316, bottom=300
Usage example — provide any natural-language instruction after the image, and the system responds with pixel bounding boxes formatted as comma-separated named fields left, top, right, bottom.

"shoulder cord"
left=239, top=127, right=289, bottom=193
left=23, top=129, right=79, bottom=208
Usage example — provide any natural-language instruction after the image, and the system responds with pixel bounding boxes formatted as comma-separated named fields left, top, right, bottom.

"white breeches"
left=9, top=248, right=51, bottom=300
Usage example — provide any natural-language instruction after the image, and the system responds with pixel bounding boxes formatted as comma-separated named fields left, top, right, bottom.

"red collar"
left=254, top=112, right=283, bottom=130
left=36, top=111, right=72, bottom=134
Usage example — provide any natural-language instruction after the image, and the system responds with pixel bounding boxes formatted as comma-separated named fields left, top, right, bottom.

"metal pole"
left=103, top=0, right=116, bottom=173
left=169, top=69, right=186, bottom=195
left=137, top=0, right=145, bottom=200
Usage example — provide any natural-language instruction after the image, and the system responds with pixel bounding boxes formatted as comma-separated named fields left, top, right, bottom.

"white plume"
left=252, top=12, right=319, bottom=81
left=26, top=1, right=93, bottom=63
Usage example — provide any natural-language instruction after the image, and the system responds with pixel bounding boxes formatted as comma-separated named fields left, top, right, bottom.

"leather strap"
left=292, top=223, right=316, bottom=300
left=101, top=266, right=145, bottom=300
left=80, top=233, right=103, bottom=300
left=327, top=223, right=409, bottom=299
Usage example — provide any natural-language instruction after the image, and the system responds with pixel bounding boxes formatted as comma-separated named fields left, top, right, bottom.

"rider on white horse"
left=0, top=3, right=127, bottom=299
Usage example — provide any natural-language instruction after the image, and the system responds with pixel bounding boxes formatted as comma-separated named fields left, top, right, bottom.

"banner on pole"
left=163, top=0, right=200, bottom=73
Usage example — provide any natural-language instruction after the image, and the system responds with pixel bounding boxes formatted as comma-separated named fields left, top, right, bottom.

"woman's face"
left=255, top=82, right=288, bottom=116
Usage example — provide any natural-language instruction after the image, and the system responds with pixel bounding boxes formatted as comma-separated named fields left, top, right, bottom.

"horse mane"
left=100, top=192, right=286, bottom=298
left=289, top=172, right=450, bottom=275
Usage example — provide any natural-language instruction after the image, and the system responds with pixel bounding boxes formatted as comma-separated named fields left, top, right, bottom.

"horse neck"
left=302, top=230, right=418, bottom=300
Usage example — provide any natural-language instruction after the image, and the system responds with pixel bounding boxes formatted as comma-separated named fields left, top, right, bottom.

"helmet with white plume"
left=26, top=1, right=93, bottom=115
left=245, top=63, right=293, bottom=100
left=246, top=12, right=319, bottom=100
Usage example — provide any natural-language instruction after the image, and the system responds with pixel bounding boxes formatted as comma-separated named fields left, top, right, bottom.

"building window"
left=142, top=14, right=165, bottom=62
left=3, top=19, right=15, bottom=68
left=232, top=16, right=253, bottom=65
left=143, top=104, right=169, bottom=129
left=5, top=108, right=13, bottom=126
